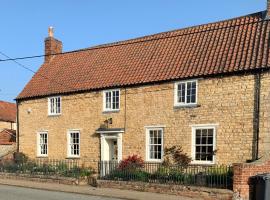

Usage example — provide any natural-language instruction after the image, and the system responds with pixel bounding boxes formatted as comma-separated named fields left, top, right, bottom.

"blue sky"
left=0, top=0, right=266, bottom=102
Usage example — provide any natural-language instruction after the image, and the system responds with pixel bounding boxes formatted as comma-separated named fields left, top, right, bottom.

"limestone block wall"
left=18, top=72, right=270, bottom=167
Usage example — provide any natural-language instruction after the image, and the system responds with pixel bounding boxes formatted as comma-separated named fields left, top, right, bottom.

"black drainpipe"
left=253, top=72, right=261, bottom=161
left=16, top=100, right=20, bottom=153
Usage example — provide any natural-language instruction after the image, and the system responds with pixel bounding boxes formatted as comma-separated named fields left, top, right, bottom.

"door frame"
left=100, top=133, right=122, bottom=162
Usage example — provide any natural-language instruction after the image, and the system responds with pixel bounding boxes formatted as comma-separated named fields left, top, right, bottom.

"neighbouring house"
left=16, top=2, right=270, bottom=168
left=0, top=101, right=17, bottom=160
left=0, top=101, right=16, bottom=131
left=0, top=129, right=16, bottom=160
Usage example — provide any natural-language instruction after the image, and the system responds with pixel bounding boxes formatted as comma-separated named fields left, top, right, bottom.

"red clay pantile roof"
left=0, top=101, right=16, bottom=122
left=17, top=11, right=270, bottom=100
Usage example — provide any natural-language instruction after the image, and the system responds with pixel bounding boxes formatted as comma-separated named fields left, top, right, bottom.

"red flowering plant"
left=118, top=155, right=144, bottom=171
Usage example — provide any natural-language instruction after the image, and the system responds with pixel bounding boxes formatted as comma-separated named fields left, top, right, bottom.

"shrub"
left=163, top=146, right=191, bottom=167
left=109, top=169, right=150, bottom=182
left=118, top=155, right=144, bottom=170
left=152, top=166, right=194, bottom=184
left=13, top=152, right=28, bottom=164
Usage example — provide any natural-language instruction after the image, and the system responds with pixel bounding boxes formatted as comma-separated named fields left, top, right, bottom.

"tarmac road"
left=0, top=185, right=122, bottom=200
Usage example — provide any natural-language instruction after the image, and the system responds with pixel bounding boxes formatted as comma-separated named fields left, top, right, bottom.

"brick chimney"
left=267, top=0, right=270, bottom=17
left=44, top=26, right=62, bottom=63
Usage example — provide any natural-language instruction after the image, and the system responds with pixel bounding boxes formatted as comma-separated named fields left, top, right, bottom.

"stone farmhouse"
left=16, top=3, right=270, bottom=167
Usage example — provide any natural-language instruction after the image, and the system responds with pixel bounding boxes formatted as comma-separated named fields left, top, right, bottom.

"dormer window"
left=103, top=89, right=120, bottom=112
left=48, top=96, right=61, bottom=115
left=174, top=80, right=197, bottom=107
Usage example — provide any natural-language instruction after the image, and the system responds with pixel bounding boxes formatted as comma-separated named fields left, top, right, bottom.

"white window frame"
left=67, top=130, right=80, bottom=158
left=191, top=125, right=217, bottom=165
left=37, top=131, right=48, bottom=157
left=103, top=89, right=120, bottom=112
left=174, top=80, right=198, bottom=107
left=48, top=96, right=61, bottom=116
left=145, top=127, right=164, bottom=162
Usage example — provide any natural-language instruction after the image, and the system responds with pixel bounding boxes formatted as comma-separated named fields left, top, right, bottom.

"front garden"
left=0, top=153, right=94, bottom=178
left=99, top=147, right=233, bottom=189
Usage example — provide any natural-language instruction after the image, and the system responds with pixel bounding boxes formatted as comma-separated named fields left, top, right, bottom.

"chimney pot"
left=48, top=26, right=54, bottom=37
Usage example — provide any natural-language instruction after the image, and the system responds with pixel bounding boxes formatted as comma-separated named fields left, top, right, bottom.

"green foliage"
left=163, top=146, right=192, bottom=167
left=108, top=169, right=150, bottom=182
left=152, top=166, right=194, bottom=184
left=0, top=158, right=94, bottom=178
left=13, top=152, right=29, bottom=164
left=104, top=163, right=233, bottom=189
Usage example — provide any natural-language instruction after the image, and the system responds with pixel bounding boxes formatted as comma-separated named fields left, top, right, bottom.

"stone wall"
left=0, top=144, right=16, bottom=159
left=0, top=172, right=88, bottom=185
left=97, top=180, right=233, bottom=200
left=18, top=72, right=270, bottom=167
left=0, top=121, right=15, bottom=131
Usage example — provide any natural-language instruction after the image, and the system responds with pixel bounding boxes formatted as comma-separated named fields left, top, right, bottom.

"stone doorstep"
left=0, top=172, right=89, bottom=185
left=97, top=180, right=233, bottom=200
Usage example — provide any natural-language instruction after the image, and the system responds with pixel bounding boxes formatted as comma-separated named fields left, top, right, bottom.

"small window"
left=103, top=89, right=120, bottom=111
left=192, top=126, right=216, bottom=164
left=48, top=96, right=61, bottom=115
left=146, top=128, right=163, bottom=161
left=37, top=132, right=48, bottom=157
left=174, top=80, right=197, bottom=106
left=67, top=130, right=80, bottom=157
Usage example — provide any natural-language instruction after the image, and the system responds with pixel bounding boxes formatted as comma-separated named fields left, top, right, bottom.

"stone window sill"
left=174, top=104, right=201, bottom=110
left=102, top=110, right=120, bottom=114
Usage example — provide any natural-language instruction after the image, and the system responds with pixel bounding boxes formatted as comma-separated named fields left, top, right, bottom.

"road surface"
left=0, top=185, right=121, bottom=200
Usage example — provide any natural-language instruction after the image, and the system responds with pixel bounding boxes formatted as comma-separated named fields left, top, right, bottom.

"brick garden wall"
left=233, top=154, right=270, bottom=200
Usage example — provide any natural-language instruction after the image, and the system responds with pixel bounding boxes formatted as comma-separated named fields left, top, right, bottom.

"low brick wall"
left=97, top=180, right=233, bottom=200
left=0, top=172, right=89, bottom=185
left=233, top=154, right=270, bottom=200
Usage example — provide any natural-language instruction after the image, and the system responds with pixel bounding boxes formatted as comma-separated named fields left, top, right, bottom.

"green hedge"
left=0, top=161, right=94, bottom=178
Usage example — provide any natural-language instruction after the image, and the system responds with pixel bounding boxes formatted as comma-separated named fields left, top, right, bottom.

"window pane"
left=206, top=155, right=213, bottom=161
left=207, top=137, right=213, bottom=145
left=177, top=83, right=185, bottom=103
left=56, top=97, right=61, bottom=113
left=191, top=81, right=196, bottom=103
left=208, top=129, right=213, bottom=136
left=51, top=98, right=54, bottom=113
left=113, top=90, right=119, bottom=109
left=69, top=132, right=80, bottom=156
left=177, top=81, right=196, bottom=104
left=186, top=82, right=192, bottom=103
left=194, top=128, right=214, bottom=162
left=49, top=97, right=61, bottom=114
left=201, top=136, right=207, bottom=144
left=148, top=129, right=163, bottom=160
left=39, top=133, right=48, bottom=155
left=195, top=146, right=201, bottom=153
left=106, top=92, right=111, bottom=109
left=208, top=146, right=213, bottom=153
